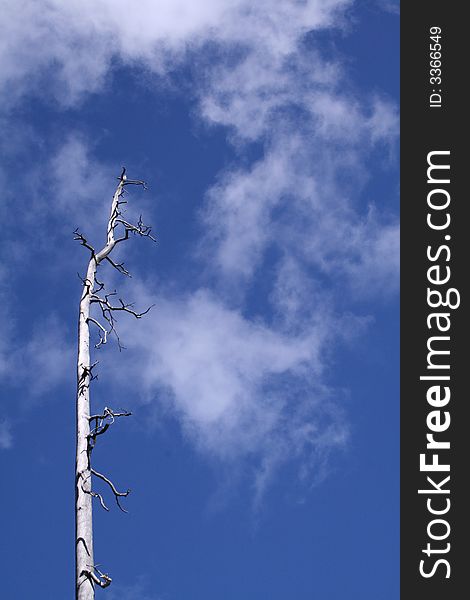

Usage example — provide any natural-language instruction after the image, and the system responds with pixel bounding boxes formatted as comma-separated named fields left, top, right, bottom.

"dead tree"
left=75, top=168, right=155, bottom=599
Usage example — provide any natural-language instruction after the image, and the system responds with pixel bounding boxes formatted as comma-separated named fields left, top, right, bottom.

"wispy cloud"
left=0, top=265, right=15, bottom=380
left=2, top=0, right=351, bottom=106
left=0, top=420, right=13, bottom=450
left=2, top=315, right=74, bottom=402
left=96, top=284, right=354, bottom=497
left=201, top=129, right=398, bottom=300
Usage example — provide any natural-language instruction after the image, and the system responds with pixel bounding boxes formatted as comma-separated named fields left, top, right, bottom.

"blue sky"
left=0, top=1, right=399, bottom=598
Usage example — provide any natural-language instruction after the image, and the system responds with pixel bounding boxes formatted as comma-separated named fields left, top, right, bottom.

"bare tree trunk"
left=76, top=257, right=97, bottom=600
left=75, top=172, right=154, bottom=599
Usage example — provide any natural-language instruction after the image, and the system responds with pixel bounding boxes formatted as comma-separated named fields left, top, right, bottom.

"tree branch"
left=76, top=168, right=153, bottom=279
left=92, top=294, right=154, bottom=319
left=83, top=565, right=112, bottom=588
left=124, top=180, right=147, bottom=188
left=89, top=292, right=153, bottom=352
left=74, top=229, right=96, bottom=256
left=104, top=255, right=131, bottom=277
left=89, top=407, right=132, bottom=422
left=87, top=317, right=109, bottom=348
left=91, top=468, right=131, bottom=513
left=114, top=297, right=154, bottom=319
left=115, top=216, right=157, bottom=242
left=90, top=295, right=127, bottom=351
left=87, top=407, right=132, bottom=446
left=82, top=484, right=110, bottom=512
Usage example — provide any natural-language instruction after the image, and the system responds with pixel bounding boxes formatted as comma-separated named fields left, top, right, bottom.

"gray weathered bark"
left=75, top=170, right=154, bottom=599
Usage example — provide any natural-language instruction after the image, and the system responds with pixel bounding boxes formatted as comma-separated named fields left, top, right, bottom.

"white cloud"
left=101, top=286, right=350, bottom=491
left=2, top=0, right=351, bottom=106
left=48, top=134, right=115, bottom=242
left=376, top=0, right=399, bottom=14
left=4, top=315, right=74, bottom=400
left=193, top=4, right=398, bottom=300
left=0, top=265, right=15, bottom=379
left=0, top=420, right=13, bottom=450
left=201, top=140, right=300, bottom=282
left=201, top=129, right=399, bottom=299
